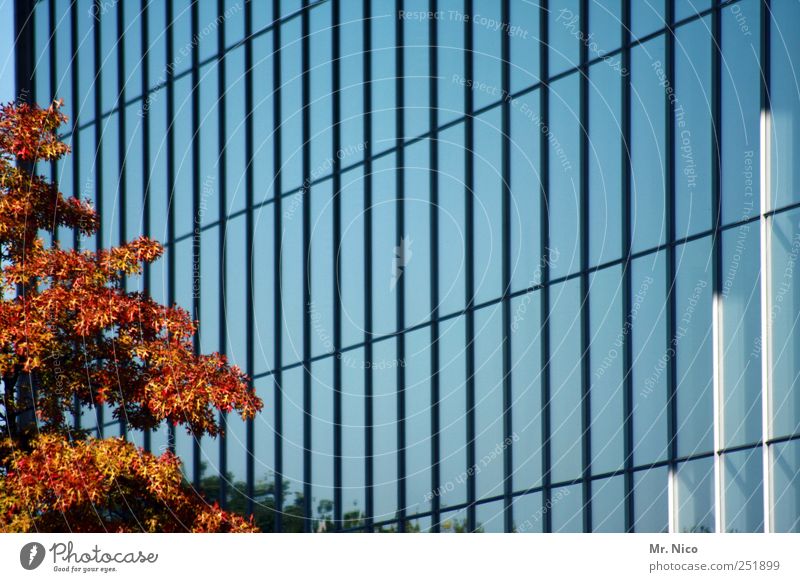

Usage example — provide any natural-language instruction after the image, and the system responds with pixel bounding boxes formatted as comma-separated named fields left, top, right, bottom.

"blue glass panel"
left=723, top=448, right=763, bottom=533
left=721, top=222, right=761, bottom=447
left=509, top=90, right=542, bottom=291
left=510, top=292, right=542, bottom=491
left=674, top=17, right=712, bottom=238
left=405, top=328, right=432, bottom=515
left=634, top=466, right=669, bottom=532
left=675, top=237, right=713, bottom=457
left=437, top=123, right=467, bottom=315
left=548, top=74, right=581, bottom=279
left=721, top=0, right=760, bottom=226
left=404, top=140, right=432, bottom=327
left=770, top=1, right=800, bottom=211
left=474, top=303, right=505, bottom=500
left=592, top=476, right=626, bottom=532
left=676, top=457, right=715, bottom=533
left=551, top=484, right=582, bottom=532
left=589, top=62, right=622, bottom=267
left=373, top=338, right=398, bottom=521
left=439, top=316, right=467, bottom=508
left=590, top=265, right=625, bottom=474
left=549, top=278, right=582, bottom=483
left=549, top=0, right=580, bottom=76
left=632, top=252, right=669, bottom=465
left=631, top=36, right=666, bottom=253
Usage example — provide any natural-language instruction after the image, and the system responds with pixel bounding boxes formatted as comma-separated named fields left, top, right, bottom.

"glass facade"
left=15, top=0, right=800, bottom=532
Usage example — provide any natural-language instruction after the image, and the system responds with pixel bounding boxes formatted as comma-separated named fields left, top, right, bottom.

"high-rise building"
left=12, top=0, right=800, bottom=533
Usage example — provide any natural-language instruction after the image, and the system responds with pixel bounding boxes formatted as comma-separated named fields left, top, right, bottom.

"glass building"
left=12, top=0, right=800, bottom=533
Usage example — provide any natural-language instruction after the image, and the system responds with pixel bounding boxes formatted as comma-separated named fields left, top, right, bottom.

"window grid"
left=18, top=0, right=798, bottom=532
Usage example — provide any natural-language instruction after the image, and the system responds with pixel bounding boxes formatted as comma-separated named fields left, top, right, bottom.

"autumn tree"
left=0, top=100, right=263, bottom=532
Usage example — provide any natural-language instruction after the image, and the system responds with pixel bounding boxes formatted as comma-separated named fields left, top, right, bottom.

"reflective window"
left=631, top=36, right=666, bottom=253
left=473, top=110, right=503, bottom=303
left=721, top=222, right=761, bottom=448
left=439, top=316, right=468, bottom=508
left=310, top=180, right=335, bottom=358
left=549, top=278, right=582, bottom=483
left=510, top=91, right=542, bottom=292
left=631, top=0, right=664, bottom=40
left=589, top=62, right=622, bottom=267
left=634, top=466, right=669, bottom=533
left=723, top=447, right=763, bottom=533
left=675, top=0, right=711, bottom=21
left=405, top=328, right=432, bottom=516
left=512, top=491, right=544, bottom=533
left=311, top=358, right=335, bottom=531
left=509, top=0, right=539, bottom=93
left=592, top=476, right=626, bottom=532
left=474, top=304, right=505, bottom=500
left=511, top=293, right=543, bottom=492
left=404, top=0, right=430, bottom=138
left=373, top=338, right=399, bottom=521
left=339, top=168, right=365, bottom=347
left=770, top=0, right=800, bottom=211
left=548, top=74, right=581, bottom=279
left=721, top=0, right=760, bottom=227
left=772, top=440, right=800, bottom=533
left=675, top=237, right=713, bottom=456
left=438, top=124, right=467, bottom=315
left=438, top=0, right=465, bottom=125
left=590, top=265, right=625, bottom=474
left=342, top=347, right=366, bottom=527
left=675, top=457, right=714, bottom=533
left=371, top=0, right=396, bottom=148
left=280, top=18, right=303, bottom=194
left=770, top=210, right=800, bottom=439
left=548, top=0, right=580, bottom=77
left=589, top=0, right=621, bottom=57
left=674, top=17, right=712, bottom=238
left=551, top=484, right=582, bottom=532
left=281, top=366, right=305, bottom=530
left=371, top=154, right=397, bottom=336
left=281, top=192, right=304, bottom=367
left=472, top=0, right=502, bottom=110
left=404, top=140, right=432, bottom=328
left=632, top=252, right=669, bottom=465
left=475, top=500, right=505, bottom=533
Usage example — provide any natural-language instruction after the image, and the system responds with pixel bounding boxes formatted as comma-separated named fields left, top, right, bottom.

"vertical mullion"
left=665, top=0, right=678, bottom=533
left=395, top=0, right=407, bottom=533
left=116, top=0, right=127, bottom=439
left=331, top=0, right=343, bottom=531
left=621, top=0, right=634, bottom=533
left=272, top=0, right=284, bottom=532
left=140, top=0, right=150, bottom=452
left=217, top=0, right=228, bottom=510
left=165, top=0, right=176, bottom=455
left=301, top=0, right=313, bottom=533
left=579, top=0, right=592, bottom=534
left=429, top=0, right=441, bottom=534
left=500, top=0, right=513, bottom=534
left=362, top=0, right=374, bottom=532
left=244, top=0, right=256, bottom=519
left=464, top=0, right=476, bottom=534
left=759, top=0, right=772, bottom=534
left=539, top=0, right=552, bottom=534
left=710, top=0, right=723, bottom=534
